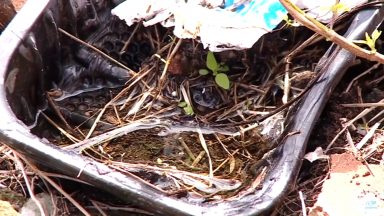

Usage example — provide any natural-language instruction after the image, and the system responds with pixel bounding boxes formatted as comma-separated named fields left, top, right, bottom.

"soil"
left=314, top=153, right=384, bottom=216
left=12, top=0, right=25, bottom=11
left=275, top=47, right=384, bottom=215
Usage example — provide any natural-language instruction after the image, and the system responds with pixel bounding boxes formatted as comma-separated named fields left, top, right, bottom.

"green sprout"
left=353, top=29, right=382, bottom=53
left=282, top=14, right=300, bottom=27
left=330, top=3, right=350, bottom=14
left=178, top=101, right=194, bottom=115
left=199, top=51, right=230, bottom=90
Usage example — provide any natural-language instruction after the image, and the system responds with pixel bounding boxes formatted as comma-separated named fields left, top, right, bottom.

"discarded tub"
left=0, top=0, right=383, bottom=215
left=112, top=0, right=368, bottom=51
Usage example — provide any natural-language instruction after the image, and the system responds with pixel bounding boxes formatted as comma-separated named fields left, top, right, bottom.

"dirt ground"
left=12, top=0, right=25, bottom=11
left=276, top=73, right=384, bottom=215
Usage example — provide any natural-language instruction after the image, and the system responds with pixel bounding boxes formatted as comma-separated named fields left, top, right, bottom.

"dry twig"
left=280, top=0, right=384, bottom=63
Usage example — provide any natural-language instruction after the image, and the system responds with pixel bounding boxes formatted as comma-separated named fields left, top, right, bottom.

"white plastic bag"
left=296, top=0, right=367, bottom=23
left=112, top=0, right=367, bottom=52
left=112, top=0, right=288, bottom=51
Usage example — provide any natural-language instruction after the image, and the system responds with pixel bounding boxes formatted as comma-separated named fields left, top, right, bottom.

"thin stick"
left=159, top=39, right=183, bottom=83
left=180, top=83, right=194, bottom=111
left=215, top=69, right=320, bottom=127
left=112, top=103, right=122, bottom=125
left=282, top=62, right=291, bottom=104
left=58, top=28, right=137, bottom=76
left=299, top=191, right=307, bottom=216
left=178, top=137, right=196, bottom=160
left=214, top=134, right=232, bottom=155
left=279, top=0, right=384, bottom=64
left=368, top=109, right=384, bottom=124
left=121, top=66, right=155, bottom=109
left=46, top=94, right=78, bottom=136
left=120, top=23, right=141, bottom=53
left=341, top=102, right=384, bottom=108
left=326, top=98, right=384, bottom=152
left=356, top=122, right=380, bottom=149
left=41, top=113, right=80, bottom=143
left=212, top=149, right=239, bottom=174
left=197, top=128, right=213, bottom=180
left=13, top=153, right=46, bottom=216
left=39, top=173, right=91, bottom=216
left=191, top=151, right=205, bottom=167
left=90, top=200, right=108, bottom=216
left=85, top=66, right=154, bottom=139
left=16, top=154, right=92, bottom=215
left=345, top=63, right=380, bottom=92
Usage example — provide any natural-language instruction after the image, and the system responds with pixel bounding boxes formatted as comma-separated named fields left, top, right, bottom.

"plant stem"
left=279, top=0, right=384, bottom=64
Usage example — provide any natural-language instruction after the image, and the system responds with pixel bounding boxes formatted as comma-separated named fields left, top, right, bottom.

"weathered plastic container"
left=1, top=0, right=383, bottom=215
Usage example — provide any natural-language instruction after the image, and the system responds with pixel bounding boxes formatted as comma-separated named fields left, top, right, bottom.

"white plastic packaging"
left=112, top=0, right=367, bottom=52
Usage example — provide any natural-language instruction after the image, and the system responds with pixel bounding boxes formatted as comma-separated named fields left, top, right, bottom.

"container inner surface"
left=4, top=0, right=325, bottom=201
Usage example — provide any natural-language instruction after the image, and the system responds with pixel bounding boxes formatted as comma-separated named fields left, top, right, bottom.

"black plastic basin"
left=1, top=0, right=383, bottom=215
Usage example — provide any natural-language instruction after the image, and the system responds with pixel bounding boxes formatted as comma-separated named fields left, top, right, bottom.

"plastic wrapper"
left=297, top=0, right=367, bottom=23
left=112, top=0, right=367, bottom=52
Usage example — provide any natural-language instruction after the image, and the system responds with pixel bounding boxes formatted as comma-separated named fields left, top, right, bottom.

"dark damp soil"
left=89, top=128, right=270, bottom=177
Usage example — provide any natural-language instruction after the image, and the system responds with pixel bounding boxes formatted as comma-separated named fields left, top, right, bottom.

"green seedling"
left=353, top=30, right=382, bottom=53
left=330, top=3, right=350, bottom=13
left=199, top=51, right=230, bottom=90
left=282, top=14, right=300, bottom=27
left=178, top=101, right=194, bottom=115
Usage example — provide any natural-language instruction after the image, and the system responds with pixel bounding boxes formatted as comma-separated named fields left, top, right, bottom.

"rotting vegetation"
left=37, top=14, right=327, bottom=199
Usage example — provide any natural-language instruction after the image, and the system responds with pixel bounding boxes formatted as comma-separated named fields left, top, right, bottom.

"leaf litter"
left=41, top=22, right=325, bottom=199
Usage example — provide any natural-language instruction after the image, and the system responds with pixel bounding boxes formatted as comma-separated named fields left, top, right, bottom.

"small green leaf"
left=245, top=100, right=252, bottom=109
left=331, top=3, right=350, bottom=13
left=215, top=73, right=230, bottom=90
left=178, top=101, right=187, bottom=107
left=353, top=31, right=379, bottom=52
left=282, top=14, right=300, bottom=27
left=199, top=69, right=210, bottom=75
left=372, top=30, right=382, bottom=42
left=364, top=32, right=377, bottom=52
left=365, top=32, right=374, bottom=47
left=183, top=105, right=194, bottom=115
left=218, top=64, right=229, bottom=72
left=206, top=51, right=218, bottom=72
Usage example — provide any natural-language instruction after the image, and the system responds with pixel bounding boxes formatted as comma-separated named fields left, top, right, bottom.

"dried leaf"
left=126, top=91, right=151, bottom=116
left=229, top=156, right=236, bottom=174
left=197, top=128, right=213, bottom=179
left=304, top=147, right=329, bottom=163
